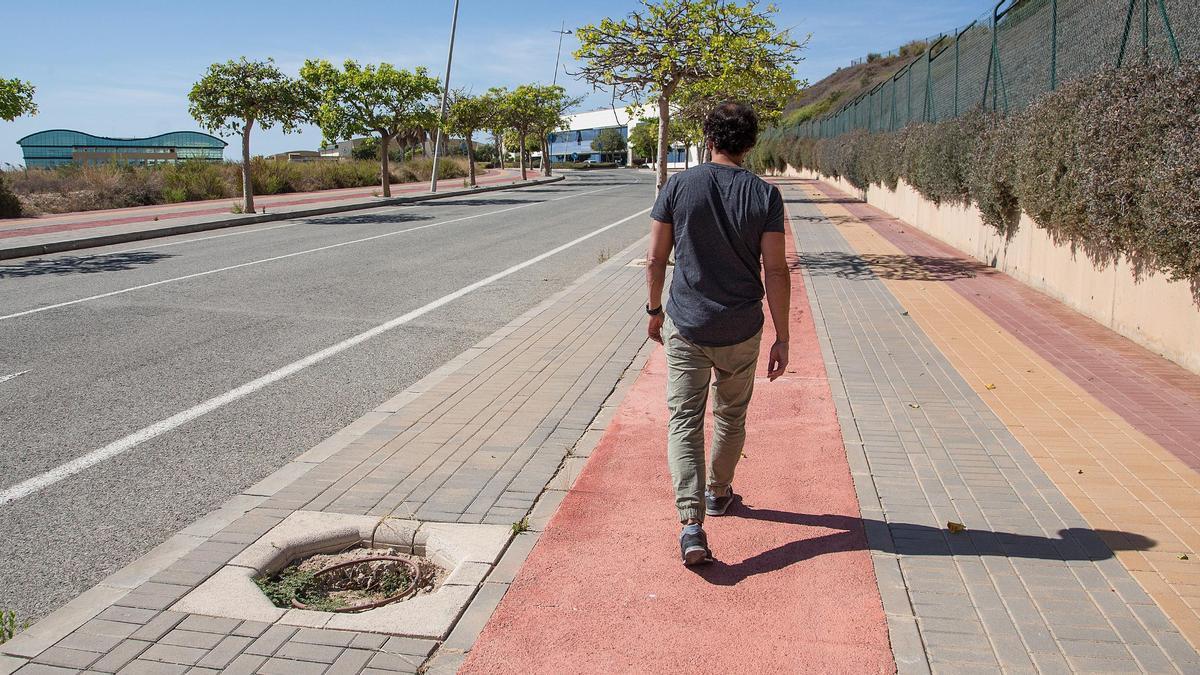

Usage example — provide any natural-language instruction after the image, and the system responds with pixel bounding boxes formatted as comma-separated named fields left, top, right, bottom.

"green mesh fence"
left=795, top=0, right=1199, bottom=139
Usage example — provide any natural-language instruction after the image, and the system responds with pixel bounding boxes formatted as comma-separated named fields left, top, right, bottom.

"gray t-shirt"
left=651, top=162, right=785, bottom=347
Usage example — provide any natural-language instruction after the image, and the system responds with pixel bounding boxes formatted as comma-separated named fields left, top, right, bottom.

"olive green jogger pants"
left=663, top=315, right=762, bottom=523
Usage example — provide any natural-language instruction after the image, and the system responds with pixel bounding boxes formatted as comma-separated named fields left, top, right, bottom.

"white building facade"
left=547, top=106, right=700, bottom=168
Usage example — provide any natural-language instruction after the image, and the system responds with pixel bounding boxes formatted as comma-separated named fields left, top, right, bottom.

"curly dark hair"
left=703, top=102, right=759, bottom=156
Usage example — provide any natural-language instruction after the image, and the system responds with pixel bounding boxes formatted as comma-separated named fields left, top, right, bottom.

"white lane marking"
left=0, top=370, right=29, bottom=384
left=0, top=183, right=630, bottom=323
left=100, top=178, right=609, bottom=256
left=0, top=206, right=651, bottom=507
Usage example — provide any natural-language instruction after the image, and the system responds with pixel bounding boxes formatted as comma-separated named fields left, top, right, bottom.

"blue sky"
left=0, top=1, right=987, bottom=167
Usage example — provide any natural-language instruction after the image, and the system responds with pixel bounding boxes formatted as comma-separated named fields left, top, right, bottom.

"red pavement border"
left=461, top=219, right=894, bottom=674
left=807, top=178, right=1200, bottom=472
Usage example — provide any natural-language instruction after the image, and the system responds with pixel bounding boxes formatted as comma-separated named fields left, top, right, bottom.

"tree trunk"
left=241, top=118, right=255, bottom=213
left=541, top=133, right=551, bottom=177
left=467, top=133, right=477, bottom=186
left=684, top=143, right=690, bottom=169
left=380, top=132, right=393, bottom=197
left=494, top=132, right=504, bottom=169
left=655, top=96, right=671, bottom=191
left=518, top=132, right=527, bottom=180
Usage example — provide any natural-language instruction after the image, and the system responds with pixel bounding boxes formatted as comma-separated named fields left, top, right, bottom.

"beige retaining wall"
left=783, top=166, right=1200, bottom=375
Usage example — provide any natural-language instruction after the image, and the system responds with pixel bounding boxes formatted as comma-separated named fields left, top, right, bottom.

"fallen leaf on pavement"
left=1181, top=554, right=1190, bottom=560
left=985, top=383, right=997, bottom=390
left=908, top=403, right=921, bottom=409
left=947, top=521, right=966, bottom=533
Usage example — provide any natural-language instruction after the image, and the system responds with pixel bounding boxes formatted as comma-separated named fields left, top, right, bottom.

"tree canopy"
left=188, top=58, right=301, bottom=139
left=591, top=128, right=627, bottom=155
left=574, top=0, right=803, bottom=187
left=0, top=77, right=37, bottom=122
left=299, top=60, right=441, bottom=197
left=503, top=84, right=578, bottom=180
left=629, top=118, right=686, bottom=161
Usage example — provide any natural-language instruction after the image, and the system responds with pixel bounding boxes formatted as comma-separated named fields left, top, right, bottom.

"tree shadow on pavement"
left=0, top=251, right=177, bottom=279
left=423, top=198, right=543, bottom=207
left=783, top=196, right=863, bottom=205
left=695, top=504, right=1156, bottom=586
left=791, top=251, right=994, bottom=282
left=299, top=213, right=433, bottom=226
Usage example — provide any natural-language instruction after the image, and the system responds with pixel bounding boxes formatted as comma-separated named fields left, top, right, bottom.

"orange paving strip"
left=802, top=183, right=1200, bottom=648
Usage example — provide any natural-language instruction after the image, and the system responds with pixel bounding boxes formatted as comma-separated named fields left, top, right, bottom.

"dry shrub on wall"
left=1138, top=63, right=1200, bottom=284
left=789, top=137, right=817, bottom=175
left=1012, top=77, right=1090, bottom=243
left=967, top=114, right=1020, bottom=237
left=900, top=113, right=984, bottom=206
left=1067, top=67, right=1150, bottom=263
left=897, top=123, right=933, bottom=198
left=861, top=131, right=901, bottom=191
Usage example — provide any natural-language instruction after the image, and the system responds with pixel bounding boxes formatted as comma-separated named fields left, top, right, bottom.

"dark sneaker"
left=680, top=525, right=712, bottom=566
left=705, top=489, right=736, bottom=516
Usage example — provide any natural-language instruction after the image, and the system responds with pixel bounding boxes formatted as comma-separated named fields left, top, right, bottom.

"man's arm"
left=646, top=219, right=674, bottom=343
left=761, top=231, right=790, bottom=380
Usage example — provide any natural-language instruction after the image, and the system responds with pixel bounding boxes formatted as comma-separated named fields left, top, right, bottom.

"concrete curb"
left=0, top=175, right=565, bottom=261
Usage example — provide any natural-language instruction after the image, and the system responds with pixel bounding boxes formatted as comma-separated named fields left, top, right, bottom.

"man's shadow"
left=695, top=501, right=1156, bottom=587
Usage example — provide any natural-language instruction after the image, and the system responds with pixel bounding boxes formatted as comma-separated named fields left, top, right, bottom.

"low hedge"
left=752, top=62, right=1200, bottom=285
left=2, top=157, right=470, bottom=216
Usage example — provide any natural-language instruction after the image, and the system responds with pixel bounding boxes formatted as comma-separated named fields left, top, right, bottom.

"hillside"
left=782, top=40, right=928, bottom=126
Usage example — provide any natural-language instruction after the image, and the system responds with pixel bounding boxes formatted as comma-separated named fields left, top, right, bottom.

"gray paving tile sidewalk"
left=785, top=186, right=1200, bottom=674
left=0, top=236, right=651, bottom=675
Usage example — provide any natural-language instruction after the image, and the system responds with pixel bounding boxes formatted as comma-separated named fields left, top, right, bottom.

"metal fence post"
left=955, top=26, right=962, bottom=116
left=1050, top=0, right=1058, bottom=90
left=906, top=67, right=912, bottom=123
left=1157, top=0, right=1182, bottom=64
left=1117, top=0, right=1138, bottom=67
left=1142, top=0, right=1150, bottom=64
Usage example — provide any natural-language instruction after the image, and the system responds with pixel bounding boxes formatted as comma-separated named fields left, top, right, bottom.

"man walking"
left=645, top=102, right=790, bottom=566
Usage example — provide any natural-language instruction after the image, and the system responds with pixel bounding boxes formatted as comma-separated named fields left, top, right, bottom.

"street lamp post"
left=430, top=0, right=460, bottom=193
left=552, top=22, right=570, bottom=86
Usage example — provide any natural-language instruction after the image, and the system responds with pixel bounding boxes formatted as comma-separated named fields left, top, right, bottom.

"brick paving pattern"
left=806, top=178, right=1200, bottom=655
left=781, top=179, right=1200, bottom=674
left=827, top=187, right=1200, bottom=473
left=2, top=238, right=651, bottom=675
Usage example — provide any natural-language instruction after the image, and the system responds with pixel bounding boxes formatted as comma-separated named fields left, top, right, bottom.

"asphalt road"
left=0, top=169, right=655, bottom=622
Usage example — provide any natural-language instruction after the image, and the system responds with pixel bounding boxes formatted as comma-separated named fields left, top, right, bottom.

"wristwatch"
left=646, top=304, right=663, bottom=316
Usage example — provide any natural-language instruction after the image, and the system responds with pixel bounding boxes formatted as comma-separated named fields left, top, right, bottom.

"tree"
left=189, top=58, right=302, bottom=213
left=0, top=77, right=36, bottom=217
left=486, top=87, right=510, bottom=170
left=350, top=136, right=405, bottom=163
left=0, top=77, right=37, bottom=122
left=503, top=85, right=544, bottom=181
left=445, top=90, right=494, bottom=186
left=591, top=128, right=627, bottom=160
left=628, top=118, right=686, bottom=162
left=300, top=59, right=440, bottom=197
left=574, top=0, right=803, bottom=189
left=674, top=65, right=801, bottom=163
left=530, top=85, right=581, bottom=176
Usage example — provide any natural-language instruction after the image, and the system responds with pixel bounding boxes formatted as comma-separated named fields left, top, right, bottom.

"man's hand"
left=767, top=340, right=789, bottom=381
left=648, top=314, right=664, bottom=344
